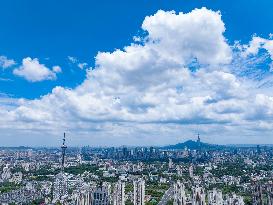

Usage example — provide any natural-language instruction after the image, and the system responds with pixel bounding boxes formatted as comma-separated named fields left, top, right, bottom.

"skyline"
left=1, top=1, right=273, bottom=146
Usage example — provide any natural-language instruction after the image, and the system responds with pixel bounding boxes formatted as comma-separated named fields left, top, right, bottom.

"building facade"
left=92, top=183, right=111, bottom=205
left=133, top=178, right=145, bottom=205
left=252, top=182, right=263, bottom=205
left=192, top=186, right=206, bottom=205
left=173, top=181, right=186, bottom=205
left=52, top=172, right=68, bottom=202
left=208, top=188, right=223, bottom=205
left=113, top=181, right=125, bottom=205
left=267, top=182, right=273, bottom=205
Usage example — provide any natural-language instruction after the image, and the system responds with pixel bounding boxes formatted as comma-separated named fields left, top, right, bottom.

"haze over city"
left=1, top=1, right=273, bottom=146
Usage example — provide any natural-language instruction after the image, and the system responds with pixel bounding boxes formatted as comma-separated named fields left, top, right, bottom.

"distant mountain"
left=227, top=144, right=273, bottom=148
left=162, top=140, right=223, bottom=150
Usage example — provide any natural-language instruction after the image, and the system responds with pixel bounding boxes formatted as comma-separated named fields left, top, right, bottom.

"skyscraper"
left=52, top=172, right=68, bottom=202
left=208, top=188, right=223, bottom=205
left=189, top=165, right=194, bottom=178
left=113, top=181, right=125, bottom=205
left=252, top=181, right=263, bottom=205
left=168, top=158, right=173, bottom=169
left=267, top=182, right=273, bottom=205
left=74, top=185, right=94, bottom=205
left=173, top=181, right=186, bottom=205
left=192, top=186, right=206, bottom=205
left=133, top=178, right=145, bottom=205
left=225, top=193, right=244, bottom=205
left=92, top=182, right=111, bottom=205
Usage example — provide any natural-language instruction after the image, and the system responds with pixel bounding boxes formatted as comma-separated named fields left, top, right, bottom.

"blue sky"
left=1, top=1, right=273, bottom=146
left=1, top=0, right=273, bottom=98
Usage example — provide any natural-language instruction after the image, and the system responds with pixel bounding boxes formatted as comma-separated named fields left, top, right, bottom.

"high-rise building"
left=52, top=133, right=68, bottom=203
left=113, top=181, right=125, bottom=205
left=176, top=165, right=183, bottom=177
left=92, top=182, right=111, bottom=205
left=122, top=147, right=128, bottom=158
left=225, top=193, right=244, bottom=205
left=267, top=182, right=273, bottom=205
left=75, top=190, right=92, bottom=205
left=252, top=181, right=263, bottom=205
left=192, top=186, right=206, bottom=205
left=189, top=165, right=194, bottom=178
left=1, top=165, right=11, bottom=182
left=208, top=188, right=223, bottom=205
left=256, top=145, right=261, bottom=154
left=168, top=158, right=173, bottom=169
left=182, top=147, right=189, bottom=157
left=52, top=172, right=68, bottom=202
left=74, top=184, right=96, bottom=205
left=173, top=181, right=186, bottom=205
left=133, top=178, right=145, bottom=205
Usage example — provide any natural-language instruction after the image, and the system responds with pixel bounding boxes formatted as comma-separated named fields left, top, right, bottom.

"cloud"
left=13, top=57, right=61, bottom=82
left=52, top=65, right=62, bottom=73
left=68, top=56, right=77, bottom=63
left=0, top=77, right=13, bottom=82
left=141, top=8, right=232, bottom=65
left=1, top=8, right=273, bottom=145
left=78, top=63, right=88, bottom=69
left=0, top=55, right=16, bottom=68
left=242, top=36, right=273, bottom=58
left=68, top=56, right=88, bottom=69
left=237, top=35, right=273, bottom=80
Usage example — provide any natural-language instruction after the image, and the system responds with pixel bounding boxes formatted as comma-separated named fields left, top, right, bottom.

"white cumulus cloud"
left=242, top=36, right=273, bottom=59
left=0, top=8, right=273, bottom=145
left=141, top=8, right=232, bottom=65
left=13, top=57, right=61, bottom=82
left=0, top=55, right=16, bottom=69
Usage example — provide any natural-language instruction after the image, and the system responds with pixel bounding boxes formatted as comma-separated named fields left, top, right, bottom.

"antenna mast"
left=197, top=133, right=200, bottom=143
left=61, top=132, right=67, bottom=171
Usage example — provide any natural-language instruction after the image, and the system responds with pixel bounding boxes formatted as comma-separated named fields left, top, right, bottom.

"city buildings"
left=92, top=182, right=111, bottom=205
left=208, top=188, right=223, bottom=205
left=133, top=178, right=145, bottom=205
left=225, top=193, right=244, bottom=205
left=192, top=186, right=206, bottom=205
left=267, top=182, right=273, bottom=205
left=0, top=137, right=273, bottom=204
left=52, top=172, right=68, bottom=202
left=252, top=181, right=263, bottom=205
left=173, top=181, right=186, bottom=205
left=113, top=180, right=125, bottom=205
left=1, top=165, right=11, bottom=182
left=189, top=164, right=194, bottom=178
left=74, top=187, right=94, bottom=205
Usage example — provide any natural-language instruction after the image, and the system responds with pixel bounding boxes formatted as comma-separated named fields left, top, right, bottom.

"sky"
left=1, top=0, right=273, bottom=146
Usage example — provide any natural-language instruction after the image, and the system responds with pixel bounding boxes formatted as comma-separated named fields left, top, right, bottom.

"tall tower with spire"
left=197, top=133, right=200, bottom=144
left=61, top=132, right=67, bottom=171
left=197, top=133, right=201, bottom=151
left=52, top=133, right=68, bottom=202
